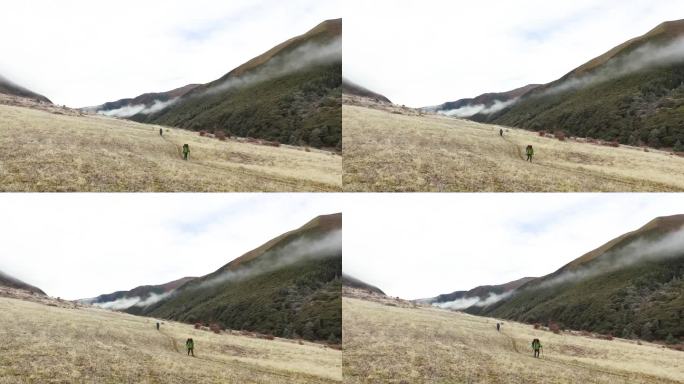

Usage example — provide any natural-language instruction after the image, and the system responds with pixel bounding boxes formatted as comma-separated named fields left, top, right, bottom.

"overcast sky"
left=343, top=0, right=684, bottom=107
left=0, top=0, right=339, bottom=107
left=0, top=194, right=342, bottom=300
left=343, top=194, right=684, bottom=300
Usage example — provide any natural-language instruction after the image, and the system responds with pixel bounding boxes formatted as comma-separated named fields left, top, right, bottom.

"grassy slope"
left=489, top=64, right=684, bottom=148
left=343, top=297, right=683, bottom=384
left=342, top=104, right=684, bottom=192
left=143, top=214, right=342, bottom=342
left=0, top=296, right=341, bottom=383
left=480, top=219, right=684, bottom=342
left=138, top=19, right=342, bottom=150
left=0, top=104, right=341, bottom=191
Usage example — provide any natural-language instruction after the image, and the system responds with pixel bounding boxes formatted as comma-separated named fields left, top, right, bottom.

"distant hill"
left=80, top=276, right=196, bottom=315
left=85, top=84, right=199, bottom=117
left=120, top=213, right=343, bottom=342
left=342, top=79, right=392, bottom=103
left=430, top=84, right=539, bottom=117
left=421, top=277, right=536, bottom=308
left=0, top=74, right=51, bottom=103
left=342, top=274, right=386, bottom=295
left=92, top=19, right=342, bottom=150
left=485, top=19, right=684, bottom=149
left=479, top=215, right=684, bottom=342
left=0, top=270, right=45, bottom=295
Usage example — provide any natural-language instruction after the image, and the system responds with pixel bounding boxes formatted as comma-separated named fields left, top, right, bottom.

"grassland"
left=342, top=103, right=684, bottom=192
left=343, top=295, right=683, bottom=384
left=0, top=103, right=340, bottom=191
left=0, top=294, right=341, bottom=383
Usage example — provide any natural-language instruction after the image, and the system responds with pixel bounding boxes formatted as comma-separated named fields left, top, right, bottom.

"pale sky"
left=0, top=194, right=343, bottom=300
left=343, top=0, right=684, bottom=107
left=342, top=194, right=684, bottom=300
left=0, top=0, right=340, bottom=107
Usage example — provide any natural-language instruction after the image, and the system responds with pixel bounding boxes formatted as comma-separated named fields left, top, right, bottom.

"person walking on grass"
left=186, top=338, right=195, bottom=357
left=182, top=144, right=190, bottom=161
left=499, top=128, right=503, bottom=137
left=496, top=323, right=500, bottom=332
left=159, top=128, right=163, bottom=137
left=526, top=145, right=534, bottom=162
left=532, top=338, right=542, bottom=358
left=156, top=322, right=160, bottom=331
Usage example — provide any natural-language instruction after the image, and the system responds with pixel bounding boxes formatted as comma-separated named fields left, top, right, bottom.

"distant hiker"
left=159, top=128, right=163, bottom=137
left=186, top=338, right=195, bottom=357
left=526, top=145, right=534, bottom=162
left=156, top=322, right=160, bottom=331
left=532, top=338, right=542, bottom=358
left=182, top=144, right=190, bottom=160
left=496, top=323, right=500, bottom=332
left=499, top=129, right=503, bottom=137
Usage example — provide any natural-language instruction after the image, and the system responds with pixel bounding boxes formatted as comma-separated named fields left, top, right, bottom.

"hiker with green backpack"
left=526, top=145, right=534, bottom=162
left=182, top=144, right=190, bottom=160
left=186, top=338, right=195, bottom=357
left=532, top=338, right=542, bottom=358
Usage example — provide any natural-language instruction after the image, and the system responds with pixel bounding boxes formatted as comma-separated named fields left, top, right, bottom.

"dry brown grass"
left=342, top=104, right=684, bottom=191
left=0, top=104, right=341, bottom=191
left=0, top=295, right=341, bottom=383
left=343, top=297, right=683, bottom=384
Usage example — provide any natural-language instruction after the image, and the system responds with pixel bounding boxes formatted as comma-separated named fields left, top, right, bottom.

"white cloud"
left=0, top=194, right=343, bottom=300
left=342, top=193, right=684, bottom=300
left=0, top=0, right=340, bottom=107
left=342, top=0, right=684, bottom=107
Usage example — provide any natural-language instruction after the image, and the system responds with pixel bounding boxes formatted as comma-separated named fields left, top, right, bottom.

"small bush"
left=304, top=147, right=311, bottom=152
left=548, top=321, right=561, bottom=334
left=554, top=131, right=566, bottom=141
left=298, top=340, right=304, bottom=345
left=194, top=323, right=202, bottom=329
left=209, top=323, right=222, bottom=334
left=215, top=131, right=226, bottom=141
left=538, top=131, right=546, bottom=137
left=533, top=323, right=541, bottom=330
left=199, top=131, right=207, bottom=137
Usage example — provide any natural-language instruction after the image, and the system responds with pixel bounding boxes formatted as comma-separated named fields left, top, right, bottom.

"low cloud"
left=90, top=291, right=172, bottom=310
left=434, top=291, right=512, bottom=310
left=98, top=98, right=179, bottom=117
left=543, top=36, right=684, bottom=96
left=439, top=98, right=517, bottom=117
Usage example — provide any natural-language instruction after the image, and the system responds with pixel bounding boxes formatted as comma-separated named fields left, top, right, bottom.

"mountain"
left=342, top=274, right=386, bottom=295
left=484, top=19, right=684, bottom=149
left=0, top=74, right=51, bottom=103
left=80, top=276, right=196, bottom=314
left=421, top=277, right=536, bottom=307
left=91, top=19, right=342, bottom=150
left=132, top=213, right=342, bottom=342
left=342, top=79, right=392, bottom=103
left=85, top=84, right=199, bottom=117
left=0, top=270, right=46, bottom=295
left=430, top=84, right=539, bottom=117
left=478, top=215, right=684, bottom=342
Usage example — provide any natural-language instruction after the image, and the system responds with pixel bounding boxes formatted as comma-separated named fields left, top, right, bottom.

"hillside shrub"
left=554, top=131, right=566, bottom=141
left=215, top=131, right=226, bottom=141
left=549, top=321, right=561, bottom=334
left=533, top=323, right=541, bottom=330
left=210, top=323, right=222, bottom=334
left=194, top=323, right=202, bottom=329
left=199, top=131, right=207, bottom=137
left=538, top=131, right=546, bottom=137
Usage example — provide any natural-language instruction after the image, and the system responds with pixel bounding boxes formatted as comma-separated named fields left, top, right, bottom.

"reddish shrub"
left=643, top=148, right=650, bottom=152
left=538, top=131, right=546, bottom=137
left=209, top=323, right=222, bottom=334
left=262, top=140, right=281, bottom=147
left=194, top=323, right=202, bottom=329
left=264, top=334, right=275, bottom=340
left=215, top=131, right=226, bottom=141
left=533, top=323, right=541, bottom=330
left=548, top=321, right=561, bottom=334
left=199, top=131, right=207, bottom=137
left=298, top=340, right=304, bottom=345
left=554, top=131, right=566, bottom=141
left=304, top=147, right=311, bottom=152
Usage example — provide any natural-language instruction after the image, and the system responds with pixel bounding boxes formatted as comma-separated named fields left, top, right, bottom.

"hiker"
left=496, top=323, right=500, bottom=332
left=182, top=144, right=190, bottom=160
left=186, top=338, right=195, bottom=357
left=532, top=338, right=542, bottom=358
left=526, top=145, right=534, bottom=162
left=156, top=322, right=160, bottom=331
left=159, top=128, right=163, bottom=136
left=499, top=128, right=503, bottom=137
